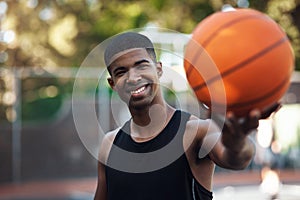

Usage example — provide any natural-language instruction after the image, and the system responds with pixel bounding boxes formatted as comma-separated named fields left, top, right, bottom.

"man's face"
left=107, top=48, right=162, bottom=109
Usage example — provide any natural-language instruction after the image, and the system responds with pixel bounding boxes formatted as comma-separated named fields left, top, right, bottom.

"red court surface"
left=0, top=178, right=97, bottom=200
left=0, top=170, right=299, bottom=200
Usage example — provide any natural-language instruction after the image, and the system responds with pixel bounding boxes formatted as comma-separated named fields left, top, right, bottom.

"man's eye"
left=114, top=70, right=126, bottom=77
left=137, top=64, right=149, bottom=70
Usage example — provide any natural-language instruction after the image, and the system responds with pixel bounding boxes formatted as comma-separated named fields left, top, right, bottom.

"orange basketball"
left=184, top=8, right=294, bottom=117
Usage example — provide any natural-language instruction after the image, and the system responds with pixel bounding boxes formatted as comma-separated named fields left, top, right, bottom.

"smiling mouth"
left=130, top=85, right=146, bottom=95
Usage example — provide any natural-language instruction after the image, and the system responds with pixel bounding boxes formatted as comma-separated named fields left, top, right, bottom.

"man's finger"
left=260, top=103, right=282, bottom=119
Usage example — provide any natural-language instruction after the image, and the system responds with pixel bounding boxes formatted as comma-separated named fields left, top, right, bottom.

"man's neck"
left=129, top=104, right=175, bottom=141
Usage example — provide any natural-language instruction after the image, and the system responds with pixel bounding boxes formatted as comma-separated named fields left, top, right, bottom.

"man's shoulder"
left=105, top=127, right=121, bottom=138
left=185, top=114, right=215, bottom=138
left=102, top=127, right=122, bottom=147
left=99, top=127, right=121, bottom=164
left=186, top=113, right=210, bottom=125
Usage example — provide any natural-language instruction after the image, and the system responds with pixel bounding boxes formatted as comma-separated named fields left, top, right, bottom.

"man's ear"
left=156, top=62, right=163, bottom=77
left=107, top=77, right=115, bottom=89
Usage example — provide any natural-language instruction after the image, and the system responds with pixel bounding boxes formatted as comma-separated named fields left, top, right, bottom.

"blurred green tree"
left=0, top=0, right=298, bottom=69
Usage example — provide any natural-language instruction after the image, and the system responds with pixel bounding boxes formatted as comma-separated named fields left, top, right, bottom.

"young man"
left=94, top=32, right=279, bottom=200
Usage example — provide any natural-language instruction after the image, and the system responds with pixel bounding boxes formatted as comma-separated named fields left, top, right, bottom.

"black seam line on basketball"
left=212, top=75, right=290, bottom=109
left=186, top=14, right=272, bottom=80
left=202, top=15, right=267, bottom=47
left=185, top=48, right=206, bottom=79
left=192, top=36, right=288, bottom=92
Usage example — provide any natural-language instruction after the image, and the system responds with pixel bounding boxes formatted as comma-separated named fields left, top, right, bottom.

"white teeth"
left=131, top=86, right=146, bottom=94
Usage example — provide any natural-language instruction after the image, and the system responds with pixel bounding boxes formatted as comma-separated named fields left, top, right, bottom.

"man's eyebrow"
left=110, top=59, right=152, bottom=75
left=134, top=59, right=151, bottom=66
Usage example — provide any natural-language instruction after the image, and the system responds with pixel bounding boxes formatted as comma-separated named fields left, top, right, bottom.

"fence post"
left=12, top=67, right=22, bottom=183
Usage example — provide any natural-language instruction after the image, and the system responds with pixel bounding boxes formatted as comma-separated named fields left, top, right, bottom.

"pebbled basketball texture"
left=184, top=8, right=295, bottom=117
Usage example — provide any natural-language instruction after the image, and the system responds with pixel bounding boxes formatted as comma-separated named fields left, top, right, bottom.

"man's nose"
left=126, top=68, right=141, bottom=83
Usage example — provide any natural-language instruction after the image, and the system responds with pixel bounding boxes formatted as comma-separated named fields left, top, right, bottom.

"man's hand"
left=207, top=103, right=281, bottom=170
left=212, top=103, right=282, bottom=151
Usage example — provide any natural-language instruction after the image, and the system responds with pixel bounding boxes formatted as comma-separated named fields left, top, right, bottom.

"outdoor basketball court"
left=1, top=170, right=300, bottom=200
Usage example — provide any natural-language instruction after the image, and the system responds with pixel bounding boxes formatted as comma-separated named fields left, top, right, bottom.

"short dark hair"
left=104, top=32, right=157, bottom=67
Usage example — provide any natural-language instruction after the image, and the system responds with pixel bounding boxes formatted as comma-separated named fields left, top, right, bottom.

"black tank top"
left=105, top=110, right=213, bottom=200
